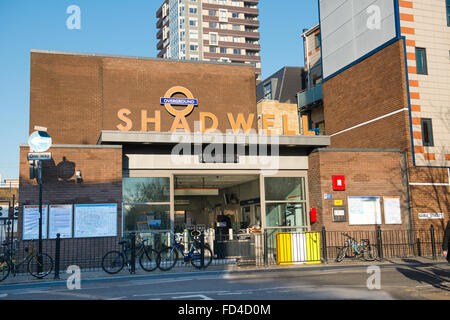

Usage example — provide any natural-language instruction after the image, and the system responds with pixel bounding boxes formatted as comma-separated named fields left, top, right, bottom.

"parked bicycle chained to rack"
left=101, top=235, right=160, bottom=274
left=158, top=229, right=213, bottom=271
left=335, top=233, right=378, bottom=262
left=0, top=239, right=54, bottom=282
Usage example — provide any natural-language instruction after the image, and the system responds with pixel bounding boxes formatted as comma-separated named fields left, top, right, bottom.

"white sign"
left=418, top=213, right=444, bottom=220
left=348, top=196, right=382, bottom=225
left=28, top=131, right=52, bottom=152
left=74, top=204, right=117, bottom=238
left=23, top=205, right=48, bottom=240
left=27, top=152, right=52, bottom=161
left=319, top=0, right=397, bottom=79
left=49, top=205, right=73, bottom=239
left=383, top=196, right=402, bottom=224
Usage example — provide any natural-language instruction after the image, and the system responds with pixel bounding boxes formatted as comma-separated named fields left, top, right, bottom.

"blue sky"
left=0, top=0, right=318, bottom=179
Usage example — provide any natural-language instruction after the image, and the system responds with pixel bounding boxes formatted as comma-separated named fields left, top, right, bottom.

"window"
left=190, top=44, right=198, bottom=51
left=421, top=118, right=434, bottom=147
left=122, top=177, right=171, bottom=233
left=232, top=1, right=240, bottom=6
left=263, top=82, right=272, bottom=100
left=220, top=35, right=228, bottom=41
left=447, top=0, right=450, bottom=26
left=415, top=47, right=428, bottom=75
left=220, top=47, right=227, bottom=54
left=232, top=12, right=239, bottom=19
left=315, top=33, right=321, bottom=49
left=189, top=19, right=198, bottom=27
left=189, top=30, right=198, bottom=39
left=233, top=48, right=241, bottom=55
left=219, top=0, right=227, bottom=4
left=208, top=10, right=216, bottom=16
left=209, top=32, right=218, bottom=45
left=209, top=22, right=217, bottom=28
left=190, top=55, right=199, bottom=61
left=219, top=9, right=228, bottom=22
left=233, top=37, right=241, bottom=43
left=189, top=7, right=197, bottom=14
left=209, top=46, right=217, bottom=53
left=264, top=177, right=308, bottom=228
left=232, top=24, right=240, bottom=31
left=220, top=23, right=227, bottom=29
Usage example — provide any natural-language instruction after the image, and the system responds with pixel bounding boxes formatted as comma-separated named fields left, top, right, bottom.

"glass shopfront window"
left=123, top=204, right=170, bottom=232
left=264, top=176, right=308, bottom=229
left=265, top=203, right=306, bottom=228
left=265, top=177, right=306, bottom=201
left=123, top=177, right=170, bottom=203
left=123, top=177, right=171, bottom=233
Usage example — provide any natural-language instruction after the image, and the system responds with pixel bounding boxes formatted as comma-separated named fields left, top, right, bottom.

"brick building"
left=303, top=0, right=449, bottom=232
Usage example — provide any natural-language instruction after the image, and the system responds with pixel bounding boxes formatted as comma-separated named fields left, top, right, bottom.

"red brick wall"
left=321, top=39, right=449, bottom=230
left=18, top=145, right=122, bottom=239
left=322, top=39, right=410, bottom=151
left=308, top=150, right=410, bottom=232
left=30, top=51, right=258, bottom=144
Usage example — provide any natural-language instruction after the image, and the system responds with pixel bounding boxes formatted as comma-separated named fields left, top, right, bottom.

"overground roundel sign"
left=160, top=86, right=198, bottom=117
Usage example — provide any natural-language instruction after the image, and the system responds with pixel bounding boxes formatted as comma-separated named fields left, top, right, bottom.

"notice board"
left=23, top=205, right=48, bottom=240
left=49, top=204, right=73, bottom=239
left=348, top=197, right=382, bottom=225
left=74, top=204, right=117, bottom=238
left=383, top=196, right=402, bottom=225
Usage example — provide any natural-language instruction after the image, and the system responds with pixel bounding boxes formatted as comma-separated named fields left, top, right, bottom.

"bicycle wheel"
left=28, top=253, right=53, bottom=279
left=335, top=246, right=347, bottom=262
left=139, top=248, right=159, bottom=272
left=0, top=257, right=10, bottom=282
left=102, top=251, right=125, bottom=274
left=190, top=246, right=213, bottom=269
left=158, top=247, right=178, bottom=271
left=362, top=244, right=378, bottom=261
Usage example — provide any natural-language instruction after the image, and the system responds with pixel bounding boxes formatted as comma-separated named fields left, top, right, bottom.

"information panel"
left=319, top=0, right=397, bottom=79
left=49, top=204, right=73, bottom=239
left=23, top=205, right=48, bottom=240
left=348, top=197, right=382, bottom=225
left=383, top=196, right=402, bottom=224
left=74, top=204, right=117, bottom=238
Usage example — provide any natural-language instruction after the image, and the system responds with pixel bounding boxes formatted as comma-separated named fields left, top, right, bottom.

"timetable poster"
left=383, top=197, right=402, bottom=225
left=49, top=204, right=73, bottom=239
left=348, top=197, right=382, bottom=225
left=74, top=204, right=117, bottom=238
left=23, top=205, right=48, bottom=240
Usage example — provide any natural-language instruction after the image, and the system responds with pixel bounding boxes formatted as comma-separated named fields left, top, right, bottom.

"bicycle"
left=158, top=231, right=213, bottom=271
left=335, top=233, right=378, bottom=262
left=0, top=240, right=53, bottom=282
left=101, top=238, right=159, bottom=274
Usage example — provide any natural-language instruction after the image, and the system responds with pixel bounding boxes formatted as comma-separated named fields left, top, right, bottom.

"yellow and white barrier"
left=276, top=232, right=321, bottom=265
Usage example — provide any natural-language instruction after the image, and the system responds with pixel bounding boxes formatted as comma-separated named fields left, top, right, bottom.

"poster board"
left=49, top=204, right=73, bottom=239
left=74, top=204, right=117, bottom=238
left=23, top=205, right=48, bottom=240
left=383, top=196, right=402, bottom=224
left=348, top=197, right=382, bottom=225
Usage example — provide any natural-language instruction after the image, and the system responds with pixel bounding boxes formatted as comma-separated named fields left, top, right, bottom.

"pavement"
left=0, top=256, right=448, bottom=300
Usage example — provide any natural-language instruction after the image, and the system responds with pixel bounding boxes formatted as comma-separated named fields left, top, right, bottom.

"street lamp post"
left=38, top=160, right=43, bottom=275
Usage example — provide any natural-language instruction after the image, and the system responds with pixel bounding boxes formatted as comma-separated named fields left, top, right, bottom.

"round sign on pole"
left=28, top=131, right=52, bottom=152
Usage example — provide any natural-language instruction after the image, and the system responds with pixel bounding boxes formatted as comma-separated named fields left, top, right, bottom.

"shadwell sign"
left=116, top=86, right=308, bottom=135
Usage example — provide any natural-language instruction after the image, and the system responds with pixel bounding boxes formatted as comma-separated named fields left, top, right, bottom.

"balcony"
left=297, top=84, right=323, bottom=111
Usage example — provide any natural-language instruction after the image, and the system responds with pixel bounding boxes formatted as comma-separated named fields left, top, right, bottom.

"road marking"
left=171, top=294, right=213, bottom=300
left=134, top=290, right=228, bottom=297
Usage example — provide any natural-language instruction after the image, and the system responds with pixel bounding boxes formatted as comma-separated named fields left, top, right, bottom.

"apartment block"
left=156, top=0, right=262, bottom=81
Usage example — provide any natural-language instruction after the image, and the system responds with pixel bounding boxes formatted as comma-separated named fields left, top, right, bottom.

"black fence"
left=1, top=225, right=446, bottom=280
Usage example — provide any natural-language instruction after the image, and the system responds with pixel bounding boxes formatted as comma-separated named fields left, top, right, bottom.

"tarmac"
left=1, top=255, right=448, bottom=289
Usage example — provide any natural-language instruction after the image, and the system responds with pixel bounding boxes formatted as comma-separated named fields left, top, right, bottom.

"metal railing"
left=1, top=225, right=446, bottom=282
left=297, top=83, right=323, bottom=110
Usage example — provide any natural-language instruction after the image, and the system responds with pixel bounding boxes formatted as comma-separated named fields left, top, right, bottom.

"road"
left=0, top=262, right=449, bottom=301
